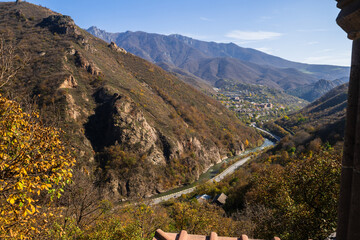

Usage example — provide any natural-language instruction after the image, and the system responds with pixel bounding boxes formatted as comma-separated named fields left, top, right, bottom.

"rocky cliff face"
left=38, top=15, right=79, bottom=35
left=86, top=88, right=166, bottom=164
left=85, top=87, right=240, bottom=198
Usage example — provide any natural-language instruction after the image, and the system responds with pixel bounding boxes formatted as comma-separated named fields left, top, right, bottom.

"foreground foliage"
left=0, top=95, right=75, bottom=239
left=218, top=146, right=341, bottom=240
left=39, top=145, right=341, bottom=240
left=49, top=200, right=245, bottom=240
left=246, top=149, right=341, bottom=240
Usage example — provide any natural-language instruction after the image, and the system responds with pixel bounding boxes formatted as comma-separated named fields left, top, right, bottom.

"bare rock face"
left=87, top=88, right=244, bottom=199
left=108, top=42, right=127, bottom=54
left=111, top=96, right=166, bottom=165
left=234, top=141, right=245, bottom=155
left=105, top=168, right=159, bottom=199
left=87, top=63, right=101, bottom=76
left=75, top=51, right=101, bottom=75
left=38, top=15, right=80, bottom=35
left=170, top=137, right=222, bottom=180
left=66, top=48, right=76, bottom=55
left=85, top=87, right=169, bottom=165
left=64, top=94, right=81, bottom=121
left=59, top=75, right=77, bottom=89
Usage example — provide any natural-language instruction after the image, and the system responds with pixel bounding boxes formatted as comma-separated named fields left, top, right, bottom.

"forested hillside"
left=0, top=2, right=262, bottom=200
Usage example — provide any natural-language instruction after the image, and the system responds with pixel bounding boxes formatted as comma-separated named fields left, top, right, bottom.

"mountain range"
left=88, top=26, right=350, bottom=100
left=287, top=77, right=349, bottom=102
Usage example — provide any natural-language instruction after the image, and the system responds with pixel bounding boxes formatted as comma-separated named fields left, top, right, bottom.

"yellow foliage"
left=0, top=95, right=75, bottom=239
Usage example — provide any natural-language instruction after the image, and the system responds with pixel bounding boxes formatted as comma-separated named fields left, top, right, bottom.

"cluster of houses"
left=196, top=193, right=227, bottom=206
left=215, top=91, right=287, bottom=122
left=253, top=102, right=273, bottom=109
left=220, top=95, right=274, bottom=115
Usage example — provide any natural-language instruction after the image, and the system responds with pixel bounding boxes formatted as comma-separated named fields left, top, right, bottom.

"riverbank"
left=148, top=138, right=275, bottom=205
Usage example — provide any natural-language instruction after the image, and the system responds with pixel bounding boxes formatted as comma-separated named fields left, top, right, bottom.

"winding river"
left=149, top=138, right=275, bottom=205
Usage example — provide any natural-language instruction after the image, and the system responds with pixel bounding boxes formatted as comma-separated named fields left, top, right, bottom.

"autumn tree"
left=59, top=170, right=109, bottom=229
left=0, top=37, right=28, bottom=89
left=244, top=148, right=341, bottom=240
left=169, top=200, right=240, bottom=237
left=81, top=203, right=170, bottom=240
left=0, top=95, right=75, bottom=239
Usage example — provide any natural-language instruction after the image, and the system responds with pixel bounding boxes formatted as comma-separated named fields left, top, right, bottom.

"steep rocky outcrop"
left=38, top=15, right=79, bottom=35
left=75, top=51, right=101, bottom=75
left=108, top=41, right=127, bottom=54
left=83, top=87, right=247, bottom=197
left=59, top=75, right=78, bottom=89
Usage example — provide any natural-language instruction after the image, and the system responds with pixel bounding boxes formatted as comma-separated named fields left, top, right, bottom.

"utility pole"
left=336, top=1, right=360, bottom=239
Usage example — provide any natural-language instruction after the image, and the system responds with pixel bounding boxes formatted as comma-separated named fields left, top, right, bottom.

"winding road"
left=250, top=123, right=281, bottom=141
left=149, top=137, right=274, bottom=205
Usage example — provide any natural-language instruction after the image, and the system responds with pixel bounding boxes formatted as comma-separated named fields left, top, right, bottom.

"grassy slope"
left=264, top=83, right=348, bottom=147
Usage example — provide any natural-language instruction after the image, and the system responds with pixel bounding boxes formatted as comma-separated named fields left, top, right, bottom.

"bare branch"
left=0, top=37, right=30, bottom=89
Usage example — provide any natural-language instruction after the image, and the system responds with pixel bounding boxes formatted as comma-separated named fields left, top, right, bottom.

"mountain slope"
left=170, top=34, right=350, bottom=80
left=287, top=77, right=349, bottom=102
left=0, top=2, right=262, bottom=199
left=299, top=82, right=348, bottom=129
left=87, top=27, right=350, bottom=94
left=267, top=83, right=348, bottom=145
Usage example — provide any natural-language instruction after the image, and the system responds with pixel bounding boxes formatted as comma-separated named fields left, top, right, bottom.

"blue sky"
left=6, top=0, right=352, bottom=66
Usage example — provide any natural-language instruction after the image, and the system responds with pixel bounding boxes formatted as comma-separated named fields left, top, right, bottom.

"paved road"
left=250, top=124, right=281, bottom=142
left=149, top=186, right=197, bottom=205
left=148, top=127, right=277, bottom=205
left=149, top=155, right=252, bottom=205
left=211, top=156, right=250, bottom=183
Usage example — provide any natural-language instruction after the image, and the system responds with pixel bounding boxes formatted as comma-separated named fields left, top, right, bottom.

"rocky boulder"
left=59, top=75, right=77, bottom=89
left=325, top=232, right=336, bottom=240
left=38, top=15, right=80, bottom=35
left=109, top=42, right=127, bottom=54
left=74, top=51, right=101, bottom=75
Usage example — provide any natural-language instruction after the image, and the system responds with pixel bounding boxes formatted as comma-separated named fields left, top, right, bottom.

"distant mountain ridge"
left=287, top=77, right=349, bottom=102
left=271, top=83, right=348, bottom=144
left=87, top=26, right=350, bottom=95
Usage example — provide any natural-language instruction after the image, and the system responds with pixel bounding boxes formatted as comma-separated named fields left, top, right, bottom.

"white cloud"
left=200, top=17, right=212, bottom=22
left=307, top=41, right=319, bottom=45
left=226, top=30, right=283, bottom=41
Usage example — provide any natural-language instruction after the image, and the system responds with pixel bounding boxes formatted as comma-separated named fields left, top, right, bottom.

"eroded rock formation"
left=59, top=75, right=77, bottom=89
left=109, top=42, right=127, bottom=54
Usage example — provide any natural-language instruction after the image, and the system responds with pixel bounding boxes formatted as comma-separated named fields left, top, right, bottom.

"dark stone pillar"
left=336, top=1, right=360, bottom=240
